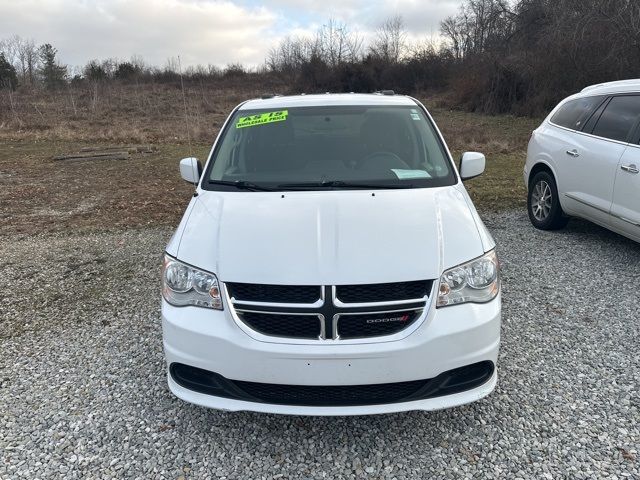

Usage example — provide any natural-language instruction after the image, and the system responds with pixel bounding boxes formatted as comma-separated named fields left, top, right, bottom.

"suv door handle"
left=621, top=164, right=639, bottom=174
left=566, top=149, right=580, bottom=157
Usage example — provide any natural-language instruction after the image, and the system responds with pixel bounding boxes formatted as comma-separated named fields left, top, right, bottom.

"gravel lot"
left=1, top=210, right=638, bottom=479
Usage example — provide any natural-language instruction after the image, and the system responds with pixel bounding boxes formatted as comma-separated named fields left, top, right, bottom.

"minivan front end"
left=161, top=94, right=501, bottom=415
left=161, top=261, right=500, bottom=415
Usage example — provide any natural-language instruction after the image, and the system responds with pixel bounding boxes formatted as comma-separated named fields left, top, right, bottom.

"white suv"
left=525, top=80, right=640, bottom=242
left=162, top=93, right=501, bottom=415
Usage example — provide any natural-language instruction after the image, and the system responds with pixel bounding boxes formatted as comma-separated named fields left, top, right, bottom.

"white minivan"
left=162, top=93, right=501, bottom=415
left=525, top=80, right=640, bottom=242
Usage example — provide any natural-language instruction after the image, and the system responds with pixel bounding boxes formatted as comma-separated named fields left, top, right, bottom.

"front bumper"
left=162, top=294, right=501, bottom=415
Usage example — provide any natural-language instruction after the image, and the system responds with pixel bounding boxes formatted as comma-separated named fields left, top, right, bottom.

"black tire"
left=527, top=171, right=569, bottom=230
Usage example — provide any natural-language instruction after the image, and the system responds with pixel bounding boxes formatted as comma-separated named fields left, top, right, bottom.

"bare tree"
left=267, top=35, right=310, bottom=73
left=440, top=16, right=466, bottom=60
left=440, top=0, right=512, bottom=58
left=407, top=35, right=444, bottom=61
left=268, top=18, right=363, bottom=73
left=370, top=15, right=407, bottom=63
left=17, top=37, right=38, bottom=85
left=315, top=19, right=363, bottom=67
left=0, top=35, right=39, bottom=86
left=0, top=35, right=19, bottom=67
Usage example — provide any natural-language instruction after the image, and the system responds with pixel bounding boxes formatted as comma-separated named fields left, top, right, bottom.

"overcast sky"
left=0, top=0, right=461, bottom=69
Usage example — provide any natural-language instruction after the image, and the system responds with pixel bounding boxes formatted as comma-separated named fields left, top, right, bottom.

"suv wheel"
left=527, top=171, right=569, bottom=230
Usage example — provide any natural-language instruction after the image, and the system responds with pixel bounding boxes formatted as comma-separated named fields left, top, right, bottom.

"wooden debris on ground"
left=78, top=145, right=157, bottom=154
left=53, top=145, right=157, bottom=162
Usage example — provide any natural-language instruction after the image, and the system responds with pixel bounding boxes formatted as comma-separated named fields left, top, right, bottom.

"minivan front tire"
left=527, top=171, right=569, bottom=230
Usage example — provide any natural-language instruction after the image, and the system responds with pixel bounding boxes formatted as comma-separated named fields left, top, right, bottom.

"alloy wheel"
left=531, top=180, right=552, bottom=221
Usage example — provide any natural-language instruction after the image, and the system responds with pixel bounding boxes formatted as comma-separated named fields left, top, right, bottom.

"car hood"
left=171, top=187, right=489, bottom=285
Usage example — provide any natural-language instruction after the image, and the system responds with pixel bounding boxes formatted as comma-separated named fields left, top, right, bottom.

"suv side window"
left=591, top=95, right=640, bottom=142
left=550, top=96, right=605, bottom=131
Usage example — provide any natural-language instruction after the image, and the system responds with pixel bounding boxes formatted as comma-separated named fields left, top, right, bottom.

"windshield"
left=205, top=105, right=456, bottom=190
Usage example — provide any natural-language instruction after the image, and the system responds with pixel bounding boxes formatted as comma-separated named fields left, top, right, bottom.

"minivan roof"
left=239, top=93, right=418, bottom=110
left=580, top=79, right=640, bottom=96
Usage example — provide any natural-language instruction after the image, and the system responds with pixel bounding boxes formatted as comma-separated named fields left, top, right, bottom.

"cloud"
left=0, top=0, right=462, bottom=68
left=0, top=0, right=279, bottom=67
left=266, top=0, right=460, bottom=35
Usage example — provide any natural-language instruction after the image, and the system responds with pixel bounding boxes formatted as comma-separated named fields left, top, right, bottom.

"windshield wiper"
left=277, top=180, right=415, bottom=190
left=207, top=180, right=275, bottom=191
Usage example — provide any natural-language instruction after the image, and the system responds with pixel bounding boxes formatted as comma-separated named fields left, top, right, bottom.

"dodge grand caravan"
left=162, top=93, right=501, bottom=415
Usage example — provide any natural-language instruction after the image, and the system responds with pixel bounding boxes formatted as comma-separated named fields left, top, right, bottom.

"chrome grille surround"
left=224, top=281, right=433, bottom=343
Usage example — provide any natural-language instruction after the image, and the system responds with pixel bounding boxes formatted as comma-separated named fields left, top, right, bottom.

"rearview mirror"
left=459, top=152, right=486, bottom=180
left=179, top=157, right=202, bottom=184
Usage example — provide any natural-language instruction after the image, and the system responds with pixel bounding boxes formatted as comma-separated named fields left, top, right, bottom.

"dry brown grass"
left=0, top=81, right=282, bottom=144
left=425, top=99, right=541, bottom=212
left=0, top=84, right=542, bottom=236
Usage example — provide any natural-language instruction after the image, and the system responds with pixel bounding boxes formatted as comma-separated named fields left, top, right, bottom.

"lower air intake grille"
left=170, top=361, right=495, bottom=407
left=234, top=378, right=426, bottom=406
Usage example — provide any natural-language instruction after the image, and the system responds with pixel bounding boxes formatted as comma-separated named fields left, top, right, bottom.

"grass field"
left=429, top=104, right=540, bottom=212
left=0, top=86, right=541, bottom=236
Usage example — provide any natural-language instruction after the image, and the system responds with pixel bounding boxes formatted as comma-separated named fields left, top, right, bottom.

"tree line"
left=0, top=38, right=67, bottom=90
left=265, top=0, right=640, bottom=114
left=440, top=0, right=640, bottom=114
left=2, top=0, right=640, bottom=115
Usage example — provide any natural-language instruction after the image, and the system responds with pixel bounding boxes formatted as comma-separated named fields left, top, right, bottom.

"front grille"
left=170, top=361, right=495, bottom=407
left=226, top=282, right=320, bottom=304
left=337, top=310, right=421, bottom=339
left=238, top=311, right=321, bottom=339
left=226, top=281, right=432, bottom=341
left=336, top=280, right=431, bottom=303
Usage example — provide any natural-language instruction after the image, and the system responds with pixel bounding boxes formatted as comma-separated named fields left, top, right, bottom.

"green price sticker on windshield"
left=236, top=110, right=288, bottom=129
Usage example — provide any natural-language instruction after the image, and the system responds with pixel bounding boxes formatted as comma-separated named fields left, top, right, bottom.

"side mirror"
left=179, top=157, right=203, bottom=184
left=459, top=152, right=486, bottom=180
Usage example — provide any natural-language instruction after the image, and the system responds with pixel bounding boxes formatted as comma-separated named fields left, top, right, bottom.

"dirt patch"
left=0, top=140, right=208, bottom=236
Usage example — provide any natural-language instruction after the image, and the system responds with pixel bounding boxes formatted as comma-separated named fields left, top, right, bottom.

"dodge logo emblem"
left=366, top=314, right=410, bottom=324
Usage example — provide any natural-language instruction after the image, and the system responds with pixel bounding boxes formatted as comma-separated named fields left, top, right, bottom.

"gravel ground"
left=1, top=210, right=638, bottom=479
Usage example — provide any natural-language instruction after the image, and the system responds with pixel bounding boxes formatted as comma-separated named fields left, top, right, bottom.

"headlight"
left=437, top=250, right=500, bottom=307
left=162, top=255, right=223, bottom=309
